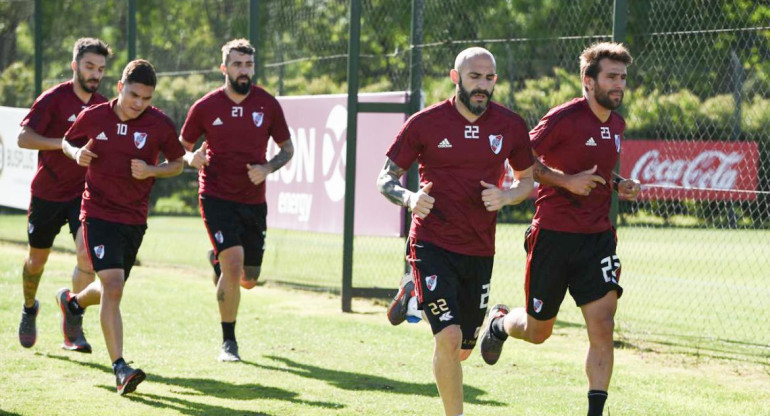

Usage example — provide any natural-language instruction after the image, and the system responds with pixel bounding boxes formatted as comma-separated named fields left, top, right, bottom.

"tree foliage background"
left=1, top=0, right=768, bottom=223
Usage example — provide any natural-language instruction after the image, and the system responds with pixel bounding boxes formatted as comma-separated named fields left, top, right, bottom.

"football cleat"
left=387, top=272, right=417, bottom=326
left=56, top=288, right=92, bottom=353
left=18, top=300, right=40, bottom=348
left=480, top=304, right=510, bottom=365
left=208, top=249, right=221, bottom=286
left=115, top=364, right=146, bottom=395
left=218, top=339, right=241, bottom=362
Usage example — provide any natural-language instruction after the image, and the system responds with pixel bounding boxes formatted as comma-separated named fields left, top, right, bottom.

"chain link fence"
left=0, top=0, right=767, bottom=360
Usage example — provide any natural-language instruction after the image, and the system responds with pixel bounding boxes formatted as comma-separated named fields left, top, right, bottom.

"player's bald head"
left=454, top=47, right=496, bottom=72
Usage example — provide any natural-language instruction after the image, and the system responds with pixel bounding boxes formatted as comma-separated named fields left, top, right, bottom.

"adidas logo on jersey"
left=585, top=137, right=597, bottom=147
left=96, top=132, right=108, bottom=141
left=67, top=114, right=77, bottom=122
left=212, top=117, right=223, bottom=126
left=438, top=138, right=452, bottom=148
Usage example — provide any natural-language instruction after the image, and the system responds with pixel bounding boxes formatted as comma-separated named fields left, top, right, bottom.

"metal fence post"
left=610, top=0, right=628, bottom=227
left=249, top=0, right=260, bottom=83
left=342, top=0, right=362, bottom=312
left=34, top=0, right=41, bottom=97
left=403, top=0, right=424, bottom=260
left=128, top=0, right=136, bottom=61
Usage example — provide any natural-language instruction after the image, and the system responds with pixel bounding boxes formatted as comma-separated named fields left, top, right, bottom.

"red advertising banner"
left=266, top=92, right=407, bottom=236
left=620, top=140, right=759, bottom=201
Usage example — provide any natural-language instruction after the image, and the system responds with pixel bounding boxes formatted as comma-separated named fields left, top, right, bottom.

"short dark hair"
left=221, top=38, right=255, bottom=65
left=121, top=59, right=157, bottom=87
left=72, top=37, right=112, bottom=63
left=580, top=42, right=633, bottom=81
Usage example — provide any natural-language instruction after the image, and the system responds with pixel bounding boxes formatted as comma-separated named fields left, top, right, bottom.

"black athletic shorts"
left=27, top=195, right=82, bottom=249
left=199, top=194, right=267, bottom=267
left=524, top=225, right=623, bottom=320
left=407, top=238, right=493, bottom=350
left=82, top=217, right=146, bottom=280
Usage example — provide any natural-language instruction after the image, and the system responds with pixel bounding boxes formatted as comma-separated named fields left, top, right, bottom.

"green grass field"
left=0, top=213, right=769, bottom=414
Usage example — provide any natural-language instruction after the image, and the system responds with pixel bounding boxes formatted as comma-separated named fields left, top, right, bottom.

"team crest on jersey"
left=425, top=275, right=438, bottom=291
left=533, top=297, right=543, bottom=313
left=133, top=132, right=147, bottom=149
left=614, top=134, right=621, bottom=153
left=214, top=230, right=224, bottom=244
left=94, top=245, right=105, bottom=259
left=252, top=112, right=264, bottom=128
left=488, top=134, right=503, bottom=155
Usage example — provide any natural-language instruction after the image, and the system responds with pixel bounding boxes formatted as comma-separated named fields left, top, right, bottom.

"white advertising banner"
left=0, top=106, right=35, bottom=210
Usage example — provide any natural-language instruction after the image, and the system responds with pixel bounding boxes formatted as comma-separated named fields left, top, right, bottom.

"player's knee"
left=458, top=349, right=472, bottom=361
left=101, top=281, right=123, bottom=302
left=587, top=316, right=615, bottom=341
left=75, top=250, right=93, bottom=272
left=240, top=266, right=261, bottom=290
left=529, top=326, right=553, bottom=344
left=24, top=253, right=49, bottom=274
left=435, top=326, right=463, bottom=354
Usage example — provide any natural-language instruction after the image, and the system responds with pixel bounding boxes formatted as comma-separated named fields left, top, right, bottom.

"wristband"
left=612, top=177, right=622, bottom=191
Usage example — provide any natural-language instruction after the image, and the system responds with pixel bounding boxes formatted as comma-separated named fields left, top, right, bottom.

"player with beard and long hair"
left=479, top=42, right=641, bottom=416
left=16, top=37, right=111, bottom=353
left=180, top=38, right=294, bottom=362
left=378, top=47, right=534, bottom=416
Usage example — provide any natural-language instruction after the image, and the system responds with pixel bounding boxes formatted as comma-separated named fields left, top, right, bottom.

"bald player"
left=377, top=47, right=534, bottom=416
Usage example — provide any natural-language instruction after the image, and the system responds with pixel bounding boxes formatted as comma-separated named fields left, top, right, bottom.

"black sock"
left=221, top=321, right=236, bottom=342
left=23, top=303, right=38, bottom=315
left=491, top=316, right=508, bottom=341
left=112, top=357, right=126, bottom=373
left=587, top=390, right=608, bottom=416
left=68, top=297, right=85, bottom=315
left=213, top=261, right=222, bottom=279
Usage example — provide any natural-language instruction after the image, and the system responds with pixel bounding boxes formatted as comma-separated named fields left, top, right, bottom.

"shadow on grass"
left=45, top=353, right=343, bottom=412
left=252, top=355, right=505, bottom=407
left=94, top=386, right=273, bottom=416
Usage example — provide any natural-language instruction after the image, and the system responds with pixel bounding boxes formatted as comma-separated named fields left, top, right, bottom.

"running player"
left=60, top=59, right=185, bottom=395
left=17, top=37, right=111, bottom=352
left=479, top=42, right=641, bottom=416
left=377, top=47, right=534, bottom=416
left=180, top=38, right=294, bottom=362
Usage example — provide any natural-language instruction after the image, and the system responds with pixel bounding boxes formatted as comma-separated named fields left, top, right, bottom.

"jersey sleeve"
left=385, top=116, right=422, bottom=170
left=269, top=99, right=291, bottom=144
left=180, top=101, right=205, bottom=145
left=529, top=110, right=565, bottom=156
left=160, top=122, right=186, bottom=161
left=63, top=110, right=93, bottom=146
left=20, top=93, right=55, bottom=133
left=507, top=118, right=534, bottom=171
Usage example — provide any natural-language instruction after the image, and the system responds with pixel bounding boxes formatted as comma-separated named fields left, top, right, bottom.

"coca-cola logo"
left=630, top=149, right=745, bottom=190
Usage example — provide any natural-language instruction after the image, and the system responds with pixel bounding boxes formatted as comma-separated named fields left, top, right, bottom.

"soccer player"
left=16, top=37, right=112, bottom=352
left=478, top=42, right=641, bottom=416
left=377, top=47, right=534, bottom=416
left=180, top=38, right=294, bottom=362
left=60, top=60, right=185, bottom=395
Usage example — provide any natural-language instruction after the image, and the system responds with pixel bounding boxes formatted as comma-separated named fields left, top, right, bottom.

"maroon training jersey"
left=20, top=81, right=108, bottom=201
left=387, top=97, right=533, bottom=256
left=64, top=100, right=185, bottom=225
left=530, top=97, right=625, bottom=233
left=180, top=85, right=291, bottom=204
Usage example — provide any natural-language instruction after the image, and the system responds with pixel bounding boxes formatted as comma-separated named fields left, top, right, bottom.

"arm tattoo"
left=533, top=160, right=551, bottom=182
left=267, top=141, right=295, bottom=172
left=377, top=159, right=410, bottom=207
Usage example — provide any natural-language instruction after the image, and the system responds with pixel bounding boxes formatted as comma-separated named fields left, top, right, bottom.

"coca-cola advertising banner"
left=266, top=92, right=407, bottom=236
left=621, top=140, right=759, bottom=201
